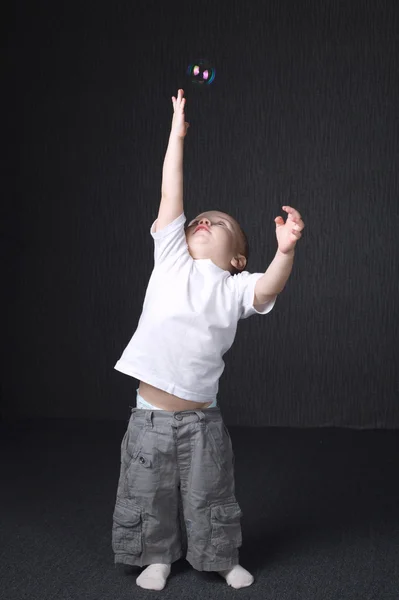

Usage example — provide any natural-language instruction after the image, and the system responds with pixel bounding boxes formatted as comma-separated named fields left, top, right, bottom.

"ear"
left=231, top=254, right=247, bottom=272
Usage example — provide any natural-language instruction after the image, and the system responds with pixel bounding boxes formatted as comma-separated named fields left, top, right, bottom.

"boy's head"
left=185, top=210, right=249, bottom=274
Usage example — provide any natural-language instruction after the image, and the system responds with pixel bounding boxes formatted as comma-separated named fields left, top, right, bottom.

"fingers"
left=282, top=205, right=300, bottom=220
left=282, top=205, right=305, bottom=231
left=172, top=89, right=185, bottom=111
left=276, top=209, right=304, bottom=240
left=282, top=205, right=302, bottom=222
left=275, top=213, right=303, bottom=228
left=291, top=224, right=303, bottom=239
left=172, top=89, right=184, bottom=101
left=276, top=219, right=303, bottom=236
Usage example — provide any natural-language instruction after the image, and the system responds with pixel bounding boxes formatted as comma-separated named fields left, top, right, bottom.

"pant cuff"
left=115, top=550, right=183, bottom=568
left=186, top=553, right=239, bottom=572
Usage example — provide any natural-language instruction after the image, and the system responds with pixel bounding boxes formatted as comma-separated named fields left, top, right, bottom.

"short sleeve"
left=150, top=213, right=189, bottom=267
left=232, top=271, right=277, bottom=319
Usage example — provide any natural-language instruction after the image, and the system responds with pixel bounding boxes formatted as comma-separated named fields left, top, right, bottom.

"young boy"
left=112, top=89, right=304, bottom=591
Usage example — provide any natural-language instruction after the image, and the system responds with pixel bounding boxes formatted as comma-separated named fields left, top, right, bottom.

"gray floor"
left=1, top=419, right=398, bottom=600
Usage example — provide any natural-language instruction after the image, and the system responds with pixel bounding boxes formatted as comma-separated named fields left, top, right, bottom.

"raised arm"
left=254, top=206, right=305, bottom=302
left=155, top=89, right=190, bottom=232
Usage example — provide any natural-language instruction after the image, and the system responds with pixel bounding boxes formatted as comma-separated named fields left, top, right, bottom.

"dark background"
left=3, top=0, right=399, bottom=427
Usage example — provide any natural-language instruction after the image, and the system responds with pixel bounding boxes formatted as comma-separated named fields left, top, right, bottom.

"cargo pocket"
left=112, top=498, right=142, bottom=555
left=210, top=500, right=242, bottom=554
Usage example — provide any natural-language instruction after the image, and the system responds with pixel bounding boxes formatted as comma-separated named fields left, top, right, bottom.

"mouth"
left=194, top=226, right=210, bottom=233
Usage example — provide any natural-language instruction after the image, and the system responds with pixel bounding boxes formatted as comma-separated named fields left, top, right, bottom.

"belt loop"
left=194, top=410, right=205, bottom=422
left=145, top=411, right=154, bottom=428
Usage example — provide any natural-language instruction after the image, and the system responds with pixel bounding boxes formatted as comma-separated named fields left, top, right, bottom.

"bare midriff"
left=139, top=381, right=213, bottom=411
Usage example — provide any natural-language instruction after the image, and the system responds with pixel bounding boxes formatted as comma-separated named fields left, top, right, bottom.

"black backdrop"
left=3, top=0, right=399, bottom=427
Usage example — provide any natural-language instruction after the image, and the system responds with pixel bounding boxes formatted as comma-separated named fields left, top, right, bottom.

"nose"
left=199, top=218, right=211, bottom=226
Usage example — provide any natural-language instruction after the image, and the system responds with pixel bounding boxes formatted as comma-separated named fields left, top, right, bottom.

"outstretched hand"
left=171, top=89, right=190, bottom=138
left=275, top=206, right=305, bottom=254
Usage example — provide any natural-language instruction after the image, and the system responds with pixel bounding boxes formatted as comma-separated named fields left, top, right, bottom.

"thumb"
left=275, top=216, right=284, bottom=226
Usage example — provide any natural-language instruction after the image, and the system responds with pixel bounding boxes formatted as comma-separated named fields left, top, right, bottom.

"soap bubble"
left=187, top=59, right=216, bottom=85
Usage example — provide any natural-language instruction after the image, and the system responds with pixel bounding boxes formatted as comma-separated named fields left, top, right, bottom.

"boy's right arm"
left=155, top=89, right=190, bottom=232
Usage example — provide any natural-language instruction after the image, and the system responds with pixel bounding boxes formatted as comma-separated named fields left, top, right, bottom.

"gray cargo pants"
left=112, top=407, right=242, bottom=571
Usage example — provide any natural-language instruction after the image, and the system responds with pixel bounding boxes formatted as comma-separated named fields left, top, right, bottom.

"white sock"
left=136, top=563, right=171, bottom=591
left=218, top=564, right=254, bottom=589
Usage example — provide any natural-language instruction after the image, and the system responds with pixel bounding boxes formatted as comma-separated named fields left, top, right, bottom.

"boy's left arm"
left=254, top=206, right=305, bottom=303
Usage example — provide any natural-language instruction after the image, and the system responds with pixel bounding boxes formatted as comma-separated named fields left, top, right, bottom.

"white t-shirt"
left=114, top=213, right=277, bottom=403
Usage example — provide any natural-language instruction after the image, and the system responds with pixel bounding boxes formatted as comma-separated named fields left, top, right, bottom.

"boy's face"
left=185, top=211, right=247, bottom=272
